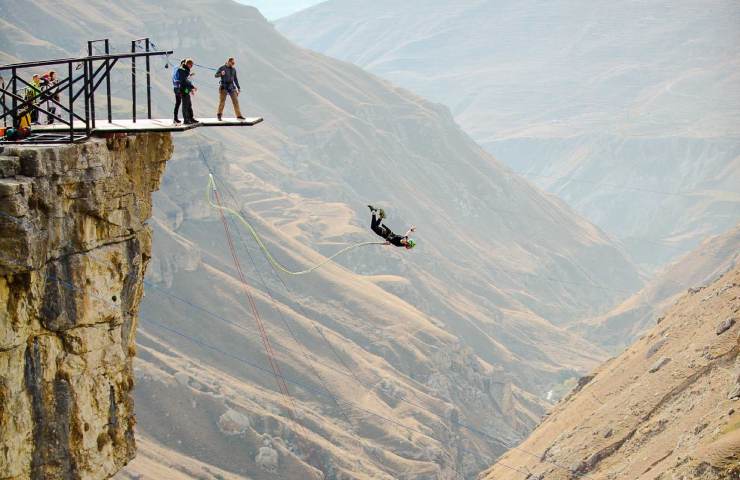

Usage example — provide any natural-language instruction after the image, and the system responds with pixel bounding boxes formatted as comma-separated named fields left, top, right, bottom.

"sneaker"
left=368, top=205, right=376, bottom=212
left=236, top=116, right=246, bottom=120
left=173, top=118, right=182, bottom=124
left=217, top=114, right=222, bottom=121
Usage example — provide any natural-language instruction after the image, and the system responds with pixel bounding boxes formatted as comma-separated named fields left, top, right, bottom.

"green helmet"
left=407, top=239, right=416, bottom=249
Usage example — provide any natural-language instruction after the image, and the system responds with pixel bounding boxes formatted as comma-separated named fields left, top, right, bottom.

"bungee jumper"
left=368, top=206, right=416, bottom=249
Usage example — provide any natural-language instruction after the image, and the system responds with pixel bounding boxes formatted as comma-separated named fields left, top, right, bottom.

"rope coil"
left=206, top=174, right=386, bottom=276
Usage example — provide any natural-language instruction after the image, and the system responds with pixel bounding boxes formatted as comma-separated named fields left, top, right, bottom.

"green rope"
left=207, top=174, right=386, bottom=276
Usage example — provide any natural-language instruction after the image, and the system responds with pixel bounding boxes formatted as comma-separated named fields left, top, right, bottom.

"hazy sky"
left=236, top=0, right=325, bottom=19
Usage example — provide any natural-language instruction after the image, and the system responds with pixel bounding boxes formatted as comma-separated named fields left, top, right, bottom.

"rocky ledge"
left=0, top=134, right=172, bottom=480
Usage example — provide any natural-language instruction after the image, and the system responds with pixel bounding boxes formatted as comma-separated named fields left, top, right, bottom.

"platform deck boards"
left=31, top=117, right=263, bottom=134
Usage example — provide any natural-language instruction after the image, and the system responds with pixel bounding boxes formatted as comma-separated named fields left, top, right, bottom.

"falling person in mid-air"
left=368, top=205, right=416, bottom=249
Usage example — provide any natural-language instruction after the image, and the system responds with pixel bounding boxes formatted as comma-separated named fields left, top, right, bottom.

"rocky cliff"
left=0, top=134, right=172, bottom=479
left=480, top=264, right=740, bottom=480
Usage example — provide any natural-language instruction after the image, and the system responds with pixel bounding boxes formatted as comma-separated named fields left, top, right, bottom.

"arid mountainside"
left=576, top=223, right=740, bottom=351
left=117, top=138, right=582, bottom=478
left=0, top=135, right=172, bottom=479
left=2, top=1, right=646, bottom=478
left=480, top=264, right=740, bottom=480
left=278, top=0, right=740, bottom=268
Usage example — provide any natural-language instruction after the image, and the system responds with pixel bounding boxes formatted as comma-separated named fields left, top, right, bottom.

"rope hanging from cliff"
left=206, top=174, right=386, bottom=276
left=211, top=181, right=306, bottom=434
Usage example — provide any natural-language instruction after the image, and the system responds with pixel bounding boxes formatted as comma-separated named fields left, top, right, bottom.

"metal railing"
left=0, top=38, right=172, bottom=144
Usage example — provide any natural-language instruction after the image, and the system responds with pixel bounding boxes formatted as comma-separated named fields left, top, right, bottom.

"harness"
left=219, top=66, right=237, bottom=92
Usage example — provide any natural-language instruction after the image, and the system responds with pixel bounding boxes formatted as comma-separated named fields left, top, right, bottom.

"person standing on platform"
left=172, top=59, right=186, bottom=124
left=176, top=59, right=197, bottom=124
left=214, top=57, right=245, bottom=121
left=40, top=71, right=59, bottom=124
left=26, top=74, right=42, bottom=125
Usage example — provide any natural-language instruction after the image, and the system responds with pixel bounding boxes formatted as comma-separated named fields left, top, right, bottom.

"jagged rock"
left=377, top=379, right=405, bottom=407
left=0, top=134, right=172, bottom=479
left=174, top=372, right=191, bottom=386
left=218, top=408, right=252, bottom=435
left=0, top=155, right=20, bottom=176
left=716, top=317, right=736, bottom=335
left=729, top=360, right=740, bottom=400
left=717, top=283, right=735, bottom=296
left=256, top=437, right=279, bottom=471
left=688, top=286, right=704, bottom=294
left=645, top=338, right=668, bottom=358
left=649, top=357, right=671, bottom=373
left=147, top=219, right=202, bottom=288
left=565, top=375, right=595, bottom=400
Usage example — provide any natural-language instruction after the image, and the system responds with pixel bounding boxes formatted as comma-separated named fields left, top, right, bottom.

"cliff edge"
left=0, top=134, right=172, bottom=479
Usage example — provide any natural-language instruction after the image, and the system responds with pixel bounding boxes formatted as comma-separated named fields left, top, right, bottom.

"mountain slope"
left=481, top=264, right=740, bottom=480
left=277, top=0, right=740, bottom=268
left=576, top=223, right=740, bottom=351
left=2, top=1, right=643, bottom=477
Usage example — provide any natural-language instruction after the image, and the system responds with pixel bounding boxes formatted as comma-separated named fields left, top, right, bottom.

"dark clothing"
left=371, top=213, right=406, bottom=247
left=175, top=65, right=194, bottom=93
left=25, top=81, right=41, bottom=124
left=40, top=78, right=59, bottom=124
left=215, top=65, right=240, bottom=92
left=175, top=65, right=194, bottom=122
left=181, top=92, right=194, bottom=123
left=173, top=88, right=182, bottom=121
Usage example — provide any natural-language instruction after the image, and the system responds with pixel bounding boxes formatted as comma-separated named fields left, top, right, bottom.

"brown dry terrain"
left=278, top=0, right=740, bottom=270
left=8, top=1, right=730, bottom=479
left=575, top=223, right=740, bottom=352
left=481, top=264, right=740, bottom=480
left=1, top=2, right=639, bottom=478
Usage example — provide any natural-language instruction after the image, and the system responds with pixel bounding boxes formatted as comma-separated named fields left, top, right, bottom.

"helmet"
left=407, top=239, right=416, bottom=249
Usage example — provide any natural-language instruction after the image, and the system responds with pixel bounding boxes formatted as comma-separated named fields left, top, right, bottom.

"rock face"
left=480, top=265, right=740, bottom=480
left=0, top=134, right=172, bottom=480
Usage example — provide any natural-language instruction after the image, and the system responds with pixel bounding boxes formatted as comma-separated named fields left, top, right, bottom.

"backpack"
left=172, top=67, right=181, bottom=89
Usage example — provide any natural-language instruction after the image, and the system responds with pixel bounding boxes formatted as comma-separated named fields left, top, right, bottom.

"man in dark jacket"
left=176, top=59, right=197, bottom=124
left=368, top=206, right=416, bottom=249
left=172, top=59, right=185, bottom=124
left=215, top=57, right=245, bottom=121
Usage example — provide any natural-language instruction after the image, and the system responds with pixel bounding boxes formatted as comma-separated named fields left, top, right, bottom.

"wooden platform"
left=32, top=117, right=263, bottom=134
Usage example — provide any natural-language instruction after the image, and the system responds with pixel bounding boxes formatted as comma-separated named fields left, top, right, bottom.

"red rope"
left=213, top=187, right=304, bottom=431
